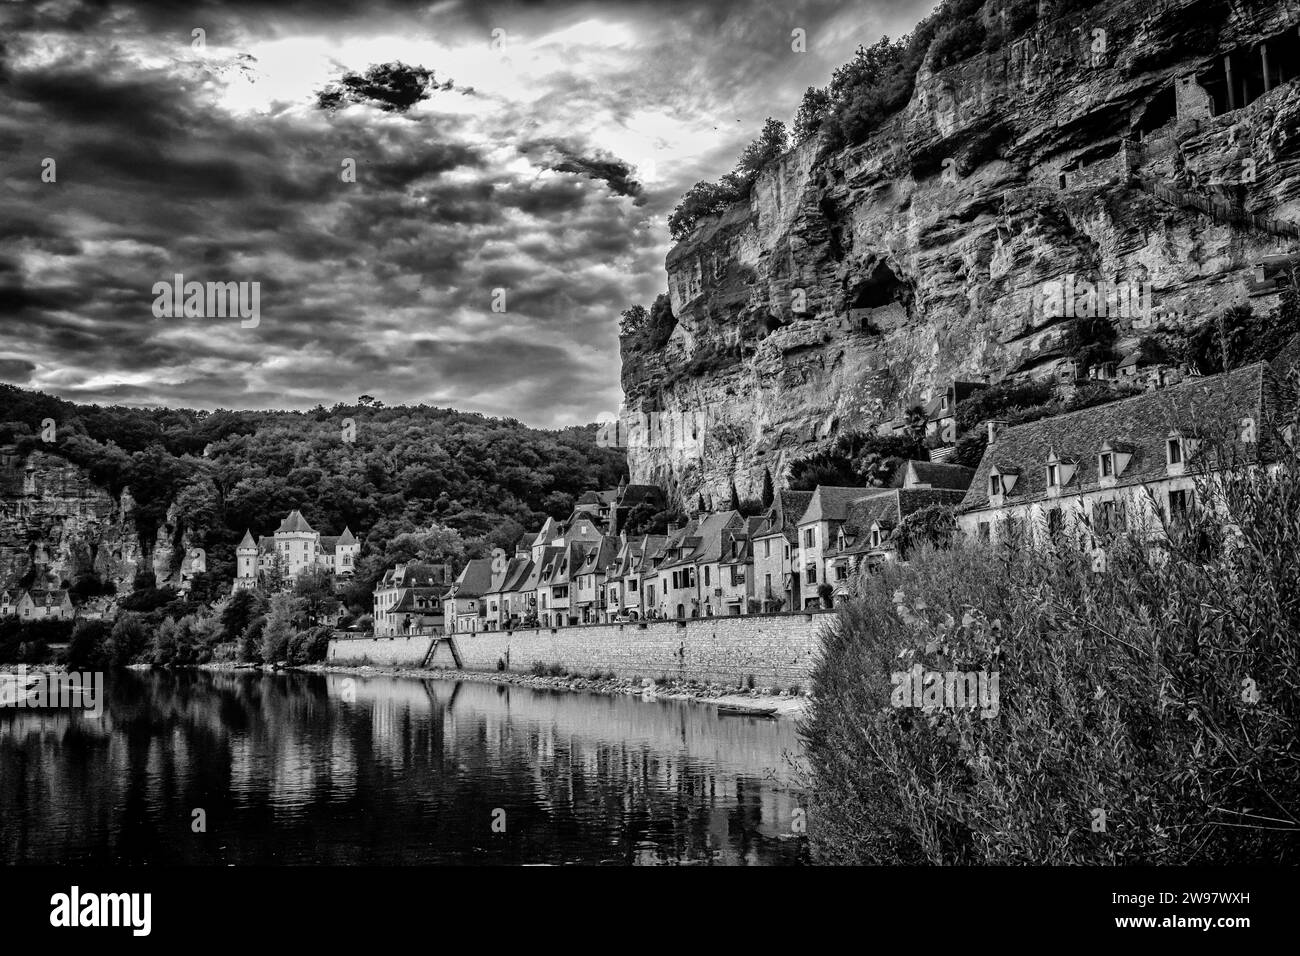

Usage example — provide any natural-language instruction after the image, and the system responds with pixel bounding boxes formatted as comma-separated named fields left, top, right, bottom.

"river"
left=0, top=669, right=810, bottom=865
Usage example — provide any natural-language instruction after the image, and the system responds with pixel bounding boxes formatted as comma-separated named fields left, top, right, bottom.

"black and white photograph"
left=0, top=0, right=1296, bottom=934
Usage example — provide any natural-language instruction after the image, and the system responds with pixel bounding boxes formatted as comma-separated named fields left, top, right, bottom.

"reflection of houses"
left=373, top=561, right=451, bottom=636
left=956, top=363, right=1284, bottom=546
left=233, top=510, right=360, bottom=593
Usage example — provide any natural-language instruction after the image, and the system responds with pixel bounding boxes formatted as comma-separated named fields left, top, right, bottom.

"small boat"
left=716, top=703, right=778, bottom=718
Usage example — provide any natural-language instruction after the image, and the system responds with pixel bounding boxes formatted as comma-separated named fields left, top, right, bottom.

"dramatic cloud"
left=0, top=0, right=934, bottom=426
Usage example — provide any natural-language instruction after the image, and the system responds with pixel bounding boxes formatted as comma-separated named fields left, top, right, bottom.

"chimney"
left=986, top=419, right=1009, bottom=444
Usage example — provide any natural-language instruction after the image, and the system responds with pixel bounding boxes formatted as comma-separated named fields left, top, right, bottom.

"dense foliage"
left=803, top=427, right=1300, bottom=863
left=787, top=433, right=925, bottom=491
left=668, top=119, right=788, bottom=241
left=0, top=385, right=627, bottom=610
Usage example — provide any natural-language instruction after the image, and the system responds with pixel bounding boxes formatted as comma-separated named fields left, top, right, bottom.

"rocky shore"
left=296, top=661, right=812, bottom=719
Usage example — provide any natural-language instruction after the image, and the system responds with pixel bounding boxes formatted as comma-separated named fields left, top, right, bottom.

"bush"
left=802, top=440, right=1300, bottom=863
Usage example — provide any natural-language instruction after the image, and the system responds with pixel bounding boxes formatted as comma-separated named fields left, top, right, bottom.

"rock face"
left=0, top=447, right=177, bottom=592
left=621, top=0, right=1300, bottom=509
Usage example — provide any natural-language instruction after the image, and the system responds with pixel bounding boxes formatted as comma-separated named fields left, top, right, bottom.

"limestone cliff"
left=0, top=446, right=179, bottom=593
left=621, top=0, right=1300, bottom=508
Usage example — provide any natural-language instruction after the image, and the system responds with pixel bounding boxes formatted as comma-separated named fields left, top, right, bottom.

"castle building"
left=233, top=510, right=360, bottom=593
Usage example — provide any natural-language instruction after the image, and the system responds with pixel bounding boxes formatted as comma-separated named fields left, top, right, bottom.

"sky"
left=0, top=0, right=933, bottom=428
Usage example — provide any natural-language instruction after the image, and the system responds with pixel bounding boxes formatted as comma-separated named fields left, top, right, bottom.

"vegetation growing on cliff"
left=667, top=119, right=788, bottom=241
left=804, top=430, right=1300, bottom=863
left=787, top=433, right=926, bottom=490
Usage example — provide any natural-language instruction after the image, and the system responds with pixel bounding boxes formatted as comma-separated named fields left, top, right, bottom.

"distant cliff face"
left=0, top=447, right=177, bottom=592
left=622, top=0, right=1300, bottom=508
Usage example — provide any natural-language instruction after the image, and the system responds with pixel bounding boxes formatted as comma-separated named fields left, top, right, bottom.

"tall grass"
left=802, top=437, right=1300, bottom=864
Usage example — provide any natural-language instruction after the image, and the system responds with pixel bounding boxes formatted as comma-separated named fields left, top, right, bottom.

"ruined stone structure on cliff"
left=620, top=0, right=1300, bottom=510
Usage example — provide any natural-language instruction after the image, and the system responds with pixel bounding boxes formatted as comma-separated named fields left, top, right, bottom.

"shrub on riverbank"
left=803, top=461, right=1300, bottom=863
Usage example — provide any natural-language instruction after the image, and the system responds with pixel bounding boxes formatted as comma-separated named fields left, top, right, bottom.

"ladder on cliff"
left=421, top=634, right=462, bottom=669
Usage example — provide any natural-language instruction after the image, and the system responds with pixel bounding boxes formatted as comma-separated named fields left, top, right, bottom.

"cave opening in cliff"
left=1199, top=33, right=1299, bottom=117
left=1136, top=86, right=1177, bottom=138
left=847, top=261, right=912, bottom=333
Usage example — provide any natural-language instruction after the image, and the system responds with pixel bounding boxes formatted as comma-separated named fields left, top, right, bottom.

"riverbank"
left=297, top=661, right=812, bottom=719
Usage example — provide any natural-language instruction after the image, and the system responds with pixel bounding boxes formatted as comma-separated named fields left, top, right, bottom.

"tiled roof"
left=452, top=558, right=496, bottom=598
left=276, top=510, right=315, bottom=534
left=899, top=460, right=976, bottom=491
left=387, top=562, right=449, bottom=589
left=338, top=527, right=357, bottom=545
left=959, top=363, right=1286, bottom=513
left=755, top=490, right=813, bottom=543
left=238, top=529, right=256, bottom=548
left=832, top=488, right=969, bottom=555
left=799, top=486, right=887, bottom=525
left=318, top=535, right=340, bottom=554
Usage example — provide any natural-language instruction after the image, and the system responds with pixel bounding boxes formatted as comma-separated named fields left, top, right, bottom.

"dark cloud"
left=0, top=0, right=937, bottom=424
left=520, top=138, right=646, bottom=202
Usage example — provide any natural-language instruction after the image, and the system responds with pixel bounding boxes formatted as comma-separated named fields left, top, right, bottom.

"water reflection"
left=0, top=670, right=809, bottom=865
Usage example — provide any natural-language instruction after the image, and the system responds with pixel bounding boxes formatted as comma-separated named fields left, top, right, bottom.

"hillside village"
left=3, top=345, right=1296, bottom=638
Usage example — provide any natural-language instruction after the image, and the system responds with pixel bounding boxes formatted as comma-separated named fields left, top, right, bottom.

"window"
left=1100, top=454, right=1114, bottom=477
left=870, top=529, right=881, bottom=548
left=805, top=565, right=816, bottom=584
left=835, top=565, right=847, bottom=581
left=764, top=573, right=772, bottom=595
left=804, top=528, right=815, bottom=547
left=704, top=566, right=711, bottom=586
left=989, top=475, right=1002, bottom=496
left=1167, top=438, right=1182, bottom=465
left=730, top=566, right=741, bottom=586
left=1046, top=463, right=1059, bottom=487
left=978, top=522, right=990, bottom=540
left=764, top=540, right=771, bottom=558
left=629, top=579, right=638, bottom=592
left=1169, top=489, right=1190, bottom=521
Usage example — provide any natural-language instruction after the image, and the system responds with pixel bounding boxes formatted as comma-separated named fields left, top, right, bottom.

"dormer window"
left=1099, top=441, right=1133, bottom=484
left=870, top=528, right=882, bottom=548
left=989, top=467, right=1020, bottom=499
left=1167, top=437, right=1182, bottom=465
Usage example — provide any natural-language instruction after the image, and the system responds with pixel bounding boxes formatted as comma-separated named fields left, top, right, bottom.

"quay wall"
left=326, top=611, right=834, bottom=690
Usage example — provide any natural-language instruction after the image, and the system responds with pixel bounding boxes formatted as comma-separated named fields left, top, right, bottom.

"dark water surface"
left=1, top=670, right=810, bottom=865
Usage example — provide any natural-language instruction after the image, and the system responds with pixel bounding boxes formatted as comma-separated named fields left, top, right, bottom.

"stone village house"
left=956, top=362, right=1289, bottom=548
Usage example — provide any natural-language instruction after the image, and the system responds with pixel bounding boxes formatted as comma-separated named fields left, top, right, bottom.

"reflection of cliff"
left=0, top=446, right=176, bottom=590
left=623, top=0, right=1300, bottom=508
left=1, top=671, right=808, bottom=864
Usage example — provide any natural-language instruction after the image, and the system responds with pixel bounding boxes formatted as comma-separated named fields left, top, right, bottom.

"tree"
left=261, top=591, right=304, bottom=664
left=894, top=504, right=959, bottom=559
left=729, top=481, right=742, bottom=512
left=619, top=304, right=648, bottom=338
left=794, top=86, right=831, bottom=142
left=293, top=566, right=337, bottom=627
left=220, top=589, right=261, bottom=644
left=762, top=468, right=775, bottom=508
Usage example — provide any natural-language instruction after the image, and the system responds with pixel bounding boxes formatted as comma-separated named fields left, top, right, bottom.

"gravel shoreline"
left=292, top=662, right=812, bottom=719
